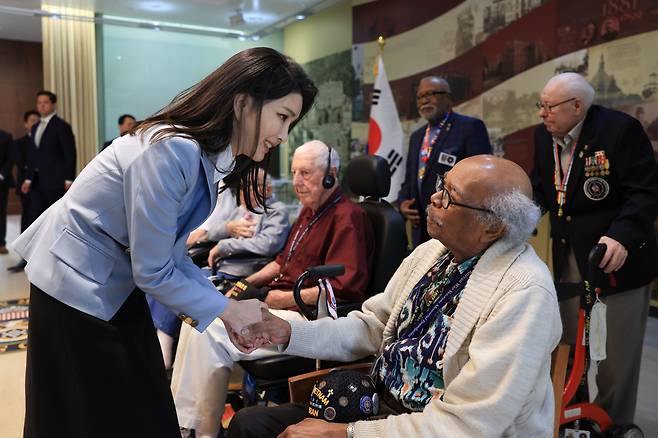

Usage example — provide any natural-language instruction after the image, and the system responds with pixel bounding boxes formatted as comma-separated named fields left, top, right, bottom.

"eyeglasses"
left=434, top=175, right=494, bottom=214
left=535, top=97, right=576, bottom=113
left=416, top=90, right=448, bottom=102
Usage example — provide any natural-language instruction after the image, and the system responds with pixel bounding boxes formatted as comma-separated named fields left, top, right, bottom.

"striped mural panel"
left=351, top=0, right=658, bottom=172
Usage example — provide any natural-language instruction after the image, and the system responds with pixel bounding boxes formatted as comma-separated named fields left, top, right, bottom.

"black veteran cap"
left=307, top=369, right=379, bottom=423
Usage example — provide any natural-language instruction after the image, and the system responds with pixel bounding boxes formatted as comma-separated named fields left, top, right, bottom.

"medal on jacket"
left=553, top=139, right=579, bottom=217
left=584, top=150, right=610, bottom=177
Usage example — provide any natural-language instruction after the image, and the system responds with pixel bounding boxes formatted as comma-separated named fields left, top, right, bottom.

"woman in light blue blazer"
left=12, top=47, right=317, bottom=438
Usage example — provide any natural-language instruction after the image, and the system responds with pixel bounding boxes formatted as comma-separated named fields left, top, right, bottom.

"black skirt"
left=24, top=284, right=180, bottom=438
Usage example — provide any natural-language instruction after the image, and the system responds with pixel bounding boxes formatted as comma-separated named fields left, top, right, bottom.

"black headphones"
left=322, top=143, right=336, bottom=189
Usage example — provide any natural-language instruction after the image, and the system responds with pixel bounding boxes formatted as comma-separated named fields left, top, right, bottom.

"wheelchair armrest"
left=218, top=252, right=272, bottom=264
left=187, top=241, right=216, bottom=266
left=215, top=253, right=273, bottom=275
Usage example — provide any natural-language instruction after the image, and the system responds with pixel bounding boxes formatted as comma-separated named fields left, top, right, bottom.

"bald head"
left=451, top=155, right=532, bottom=203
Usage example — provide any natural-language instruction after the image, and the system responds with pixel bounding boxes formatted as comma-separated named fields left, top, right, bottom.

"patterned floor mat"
left=0, top=299, right=29, bottom=353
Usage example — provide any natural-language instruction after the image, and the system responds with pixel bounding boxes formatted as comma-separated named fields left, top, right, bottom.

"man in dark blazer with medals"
left=398, top=76, right=492, bottom=248
left=22, top=91, right=76, bottom=226
left=531, top=72, right=658, bottom=426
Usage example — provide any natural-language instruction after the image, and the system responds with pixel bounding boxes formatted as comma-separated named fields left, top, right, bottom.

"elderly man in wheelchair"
left=230, top=155, right=563, bottom=438
left=171, top=140, right=376, bottom=438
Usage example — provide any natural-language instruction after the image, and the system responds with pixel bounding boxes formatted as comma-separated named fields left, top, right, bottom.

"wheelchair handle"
left=307, top=264, right=345, bottom=278
left=293, top=264, right=345, bottom=320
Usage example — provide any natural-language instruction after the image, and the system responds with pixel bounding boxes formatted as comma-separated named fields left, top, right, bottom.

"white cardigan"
left=284, top=238, right=562, bottom=437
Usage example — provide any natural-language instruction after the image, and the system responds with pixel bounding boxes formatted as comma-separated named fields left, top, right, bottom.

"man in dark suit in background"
left=532, top=72, right=658, bottom=425
left=14, top=110, right=40, bottom=231
left=6, top=110, right=40, bottom=271
left=0, top=129, right=13, bottom=255
left=398, top=76, right=492, bottom=248
left=102, top=114, right=136, bottom=150
left=22, top=91, right=76, bottom=227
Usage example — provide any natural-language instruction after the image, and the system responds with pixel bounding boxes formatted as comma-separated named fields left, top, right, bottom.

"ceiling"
left=0, top=0, right=341, bottom=42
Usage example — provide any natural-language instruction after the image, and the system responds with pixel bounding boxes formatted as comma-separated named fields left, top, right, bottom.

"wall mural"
left=351, top=0, right=658, bottom=173
left=285, top=49, right=353, bottom=169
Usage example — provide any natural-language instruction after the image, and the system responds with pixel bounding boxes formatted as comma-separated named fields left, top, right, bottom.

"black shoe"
left=7, top=259, right=27, bottom=272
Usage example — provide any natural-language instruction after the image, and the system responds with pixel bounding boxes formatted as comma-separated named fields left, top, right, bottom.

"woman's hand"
left=245, top=309, right=292, bottom=346
left=227, top=217, right=257, bottom=238
left=220, top=299, right=267, bottom=335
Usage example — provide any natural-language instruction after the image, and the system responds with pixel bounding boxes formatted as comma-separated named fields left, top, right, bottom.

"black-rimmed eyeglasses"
left=416, top=90, right=448, bottom=102
left=434, top=175, right=494, bottom=214
left=535, top=97, right=576, bottom=113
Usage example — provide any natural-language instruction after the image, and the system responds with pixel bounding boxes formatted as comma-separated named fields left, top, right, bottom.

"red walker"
left=559, top=243, right=644, bottom=438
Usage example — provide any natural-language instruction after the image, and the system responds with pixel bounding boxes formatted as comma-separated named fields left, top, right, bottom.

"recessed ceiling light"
left=103, top=14, right=245, bottom=37
left=243, top=11, right=277, bottom=24
left=238, top=36, right=247, bottom=41
left=296, top=14, right=305, bottom=20
left=251, top=34, right=260, bottom=41
left=138, top=2, right=175, bottom=12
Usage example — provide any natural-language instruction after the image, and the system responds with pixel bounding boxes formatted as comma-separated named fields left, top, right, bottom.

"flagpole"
left=374, top=36, right=385, bottom=77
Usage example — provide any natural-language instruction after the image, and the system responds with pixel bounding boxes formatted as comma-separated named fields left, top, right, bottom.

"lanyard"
left=420, top=111, right=452, bottom=161
left=283, top=195, right=342, bottom=265
left=552, top=138, right=579, bottom=217
left=418, top=111, right=452, bottom=184
left=403, top=259, right=473, bottom=340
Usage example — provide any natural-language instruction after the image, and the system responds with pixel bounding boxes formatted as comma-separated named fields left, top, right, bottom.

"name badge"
left=438, top=152, right=457, bottom=167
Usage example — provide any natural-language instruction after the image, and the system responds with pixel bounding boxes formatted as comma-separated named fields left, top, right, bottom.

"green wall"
left=100, top=25, right=283, bottom=142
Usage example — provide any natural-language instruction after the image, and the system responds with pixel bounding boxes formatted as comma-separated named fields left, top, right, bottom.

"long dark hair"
left=136, top=47, right=317, bottom=211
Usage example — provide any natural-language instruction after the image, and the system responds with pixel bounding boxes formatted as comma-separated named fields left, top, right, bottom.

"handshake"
left=219, top=299, right=292, bottom=353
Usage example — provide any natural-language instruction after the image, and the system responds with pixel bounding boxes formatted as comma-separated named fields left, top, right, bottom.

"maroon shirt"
left=271, top=188, right=374, bottom=304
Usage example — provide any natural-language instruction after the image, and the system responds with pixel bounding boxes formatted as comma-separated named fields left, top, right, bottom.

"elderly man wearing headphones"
left=171, top=140, right=375, bottom=438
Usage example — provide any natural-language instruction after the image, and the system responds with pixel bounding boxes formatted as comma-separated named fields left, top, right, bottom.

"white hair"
left=293, top=140, right=340, bottom=172
left=477, top=189, right=541, bottom=246
left=545, top=72, right=595, bottom=109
